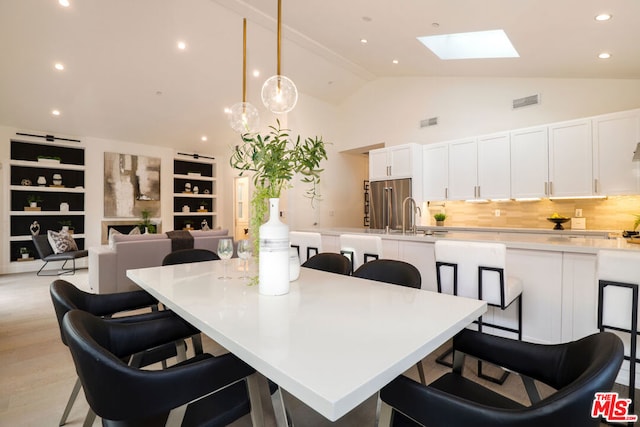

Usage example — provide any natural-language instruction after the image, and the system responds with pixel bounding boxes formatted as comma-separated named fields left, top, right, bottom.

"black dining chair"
left=50, top=279, right=201, bottom=426
left=162, top=248, right=220, bottom=266
left=301, top=252, right=351, bottom=275
left=379, top=329, right=624, bottom=427
left=353, top=259, right=425, bottom=384
left=62, top=309, right=262, bottom=427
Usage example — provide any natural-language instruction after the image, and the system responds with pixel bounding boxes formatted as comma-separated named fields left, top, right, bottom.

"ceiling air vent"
left=512, top=94, right=540, bottom=109
left=420, top=117, right=438, bottom=128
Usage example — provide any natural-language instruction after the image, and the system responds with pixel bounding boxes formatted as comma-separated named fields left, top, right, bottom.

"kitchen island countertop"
left=298, top=226, right=639, bottom=255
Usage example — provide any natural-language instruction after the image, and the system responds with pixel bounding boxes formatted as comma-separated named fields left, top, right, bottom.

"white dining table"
left=127, top=258, right=486, bottom=423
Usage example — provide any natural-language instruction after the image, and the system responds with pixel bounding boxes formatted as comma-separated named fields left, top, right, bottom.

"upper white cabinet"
left=422, top=143, right=449, bottom=201
left=548, top=119, right=593, bottom=197
left=448, top=138, right=478, bottom=200
left=477, top=132, right=511, bottom=200
left=510, top=127, right=549, bottom=199
left=369, top=144, right=419, bottom=181
left=446, top=134, right=510, bottom=201
left=592, top=109, right=640, bottom=195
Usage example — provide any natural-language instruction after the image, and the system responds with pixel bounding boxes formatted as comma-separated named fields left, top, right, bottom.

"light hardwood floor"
left=0, top=269, right=618, bottom=426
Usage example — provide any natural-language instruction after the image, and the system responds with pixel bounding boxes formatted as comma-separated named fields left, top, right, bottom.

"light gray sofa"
left=88, top=229, right=229, bottom=294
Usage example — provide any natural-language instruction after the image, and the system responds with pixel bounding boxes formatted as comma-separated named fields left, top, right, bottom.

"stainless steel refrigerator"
left=369, top=178, right=412, bottom=231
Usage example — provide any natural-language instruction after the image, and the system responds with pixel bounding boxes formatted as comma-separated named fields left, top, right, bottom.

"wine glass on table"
left=217, top=238, right=233, bottom=280
left=237, top=239, right=252, bottom=279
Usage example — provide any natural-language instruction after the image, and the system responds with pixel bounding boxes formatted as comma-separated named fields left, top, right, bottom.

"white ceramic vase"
left=259, top=198, right=290, bottom=295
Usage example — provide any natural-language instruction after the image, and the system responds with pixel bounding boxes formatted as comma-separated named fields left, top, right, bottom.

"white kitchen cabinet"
left=477, top=132, right=511, bottom=200
left=510, top=126, right=549, bottom=199
left=447, top=134, right=510, bottom=201
left=447, top=138, right=477, bottom=200
left=593, top=109, right=640, bottom=195
left=548, top=119, right=593, bottom=197
left=369, top=144, right=419, bottom=181
left=422, top=143, right=449, bottom=201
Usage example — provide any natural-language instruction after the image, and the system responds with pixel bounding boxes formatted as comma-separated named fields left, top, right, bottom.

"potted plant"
left=198, top=200, right=209, bottom=212
left=434, top=213, right=447, bottom=226
left=139, top=209, right=157, bottom=234
left=59, top=220, right=74, bottom=234
left=230, top=120, right=327, bottom=293
left=26, top=194, right=42, bottom=208
left=183, top=220, right=193, bottom=230
left=19, top=247, right=30, bottom=259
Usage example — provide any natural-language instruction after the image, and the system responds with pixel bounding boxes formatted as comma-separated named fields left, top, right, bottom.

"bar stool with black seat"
left=50, top=279, right=201, bottom=426
left=290, top=231, right=322, bottom=263
left=301, top=252, right=351, bottom=275
left=378, top=329, right=623, bottom=427
left=434, top=240, right=523, bottom=384
left=339, top=234, right=383, bottom=274
left=597, top=249, right=640, bottom=413
left=62, top=310, right=267, bottom=427
left=353, top=259, right=426, bottom=384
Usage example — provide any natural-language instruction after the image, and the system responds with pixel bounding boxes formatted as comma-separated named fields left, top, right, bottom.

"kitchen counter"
left=299, top=226, right=637, bottom=255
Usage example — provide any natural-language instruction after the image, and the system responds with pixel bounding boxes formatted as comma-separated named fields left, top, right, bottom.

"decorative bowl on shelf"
left=547, top=217, right=570, bottom=230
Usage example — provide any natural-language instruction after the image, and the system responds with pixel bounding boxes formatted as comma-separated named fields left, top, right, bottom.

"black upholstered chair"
left=50, top=280, right=201, bottom=426
left=32, top=234, right=88, bottom=276
left=353, top=259, right=425, bottom=384
left=353, top=259, right=421, bottom=289
left=301, top=252, right=351, bottom=275
left=62, top=310, right=261, bottom=427
left=162, top=248, right=220, bottom=266
left=379, top=329, right=624, bottom=427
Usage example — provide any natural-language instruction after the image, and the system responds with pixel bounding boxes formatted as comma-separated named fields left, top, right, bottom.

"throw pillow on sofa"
left=48, top=230, right=79, bottom=254
left=108, top=226, right=141, bottom=248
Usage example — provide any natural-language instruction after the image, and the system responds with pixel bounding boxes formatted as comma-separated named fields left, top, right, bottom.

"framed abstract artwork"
left=104, top=152, right=161, bottom=217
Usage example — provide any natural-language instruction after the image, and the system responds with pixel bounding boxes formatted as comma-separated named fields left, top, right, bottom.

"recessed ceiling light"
left=51, top=109, right=61, bottom=116
left=54, top=62, right=64, bottom=71
left=392, top=59, right=399, bottom=64
left=595, top=13, right=612, bottom=21
left=360, top=38, right=368, bottom=44
left=224, top=107, right=231, bottom=114
left=252, top=70, right=260, bottom=78
left=417, top=29, right=519, bottom=60
left=177, top=41, right=187, bottom=50
left=201, top=136, right=208, bottom=142
left=58, top=0, right=70, bottom=7
left=598, top=52, right=611, bottom=59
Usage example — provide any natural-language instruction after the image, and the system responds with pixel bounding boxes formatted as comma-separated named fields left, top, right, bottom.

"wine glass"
left=217, top=238, right=234, bottom=280
left=237, top=239, right=252, bottom=278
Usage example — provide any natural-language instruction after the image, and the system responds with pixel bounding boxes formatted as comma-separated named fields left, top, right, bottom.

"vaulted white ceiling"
left=1, top=0, right=638, bottom=153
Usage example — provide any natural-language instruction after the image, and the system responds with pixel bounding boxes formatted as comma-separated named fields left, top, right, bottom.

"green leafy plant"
left=199, top=200, right=209, bottom=207
left=434, top=213, right=447, bottom=221
left=230, top=120, right=328, bottom=255
left=19, top=247, right=29, bottom=255
left=139, top=209, right=157, bottom=233
left=633, top=214, right=640, bottom=231
left=58, top=220, right=74, bottom=229
left=26, top=194, right=42, bottom=204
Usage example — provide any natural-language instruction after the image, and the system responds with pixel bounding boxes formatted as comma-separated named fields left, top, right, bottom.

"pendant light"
left=229, top=18, right=260, bottom=133
left=261, top=0, right=298, bottom=114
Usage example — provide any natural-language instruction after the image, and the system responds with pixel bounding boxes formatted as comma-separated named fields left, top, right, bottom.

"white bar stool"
left=434, top=240, right=523, bottom=384
left=597, top=249, right=640, bottom=411
left=339, top=234, right=383, bottom=274
left=289, top=231, right=322, bottom=263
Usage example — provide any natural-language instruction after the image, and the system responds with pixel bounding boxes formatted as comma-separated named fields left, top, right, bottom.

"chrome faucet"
left=402, top=197, right=422, bottom=234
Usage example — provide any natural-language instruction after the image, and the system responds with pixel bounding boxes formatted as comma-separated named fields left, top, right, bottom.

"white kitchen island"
left=302, top=227, right=638, bottom=345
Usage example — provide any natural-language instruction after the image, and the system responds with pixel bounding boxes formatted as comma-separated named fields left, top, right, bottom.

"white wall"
left=339, top=76, right=640, bottom=150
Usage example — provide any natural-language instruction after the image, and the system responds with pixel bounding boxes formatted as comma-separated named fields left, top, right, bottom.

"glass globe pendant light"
left=229, top=18, right=260, bottom=133
left=261, top=0, right=298, bottom=114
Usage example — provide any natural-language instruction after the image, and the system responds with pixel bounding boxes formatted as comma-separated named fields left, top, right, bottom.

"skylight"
left=417, top=29, right=519, bottom=60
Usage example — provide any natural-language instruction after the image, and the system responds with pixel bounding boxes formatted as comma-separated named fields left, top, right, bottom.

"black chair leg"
left=435, top=346, right=454, bottom=368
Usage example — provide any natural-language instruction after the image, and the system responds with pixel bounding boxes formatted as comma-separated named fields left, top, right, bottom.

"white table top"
left=127, top=259, right=486, bottom=421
